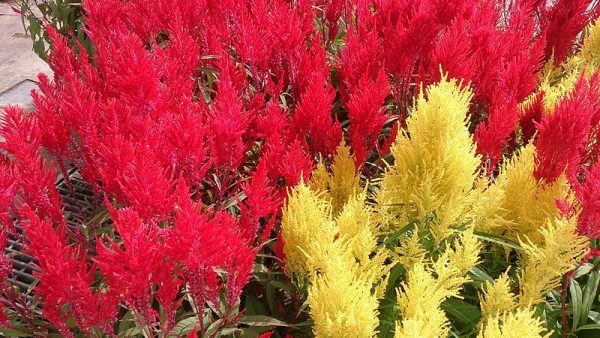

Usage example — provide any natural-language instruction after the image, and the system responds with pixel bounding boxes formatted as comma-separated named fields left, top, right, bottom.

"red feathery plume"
left=346, top=70, right=390, bottom=165
left=534, top=73, right=600, bottom=183
left=22, top=208, right=117, bottom=336
left=577, top=163, right=600, bottom=237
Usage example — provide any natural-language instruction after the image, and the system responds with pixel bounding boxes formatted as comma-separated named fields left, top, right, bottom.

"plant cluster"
left=2, top=0, right=600, bottom=337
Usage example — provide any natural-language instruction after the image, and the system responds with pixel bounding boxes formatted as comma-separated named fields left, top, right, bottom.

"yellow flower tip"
left=395, top=263, right=452, bottom=338
left=492, top=144, right=571, bottom=245
left=309, top=141, right=361, bottom=216
left=517, top=217, right=589, bottom=306
left=309, top=253, right=380, bottom=338
left=281, top=183, right=336, bottom=277
left=479, top=308, right=550, bottom=338
left=479, top=273, right=516, bottom=319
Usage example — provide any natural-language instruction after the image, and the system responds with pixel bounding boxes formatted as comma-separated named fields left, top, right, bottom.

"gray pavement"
left=0, top=1, right=50, bottom=110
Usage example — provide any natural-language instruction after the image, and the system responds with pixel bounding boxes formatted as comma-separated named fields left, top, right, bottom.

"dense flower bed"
left=1, top=0, right=600, bottom=337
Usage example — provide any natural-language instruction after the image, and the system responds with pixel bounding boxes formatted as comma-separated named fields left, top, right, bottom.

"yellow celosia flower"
left=478, top=308, right=550, bottom=338
left=310, top=141, right=361, bottom=215
left=396, top=230, right=481, bottom=337
left=281, top=183, right=337, bottom=277
left=518, top=217, right=588, bottom=306
left=479, top=274, right=516, bottom=318
left=283, top=180, right=388, bottom=337
left=539, top=72, right=580, bottom=113
left=445, top=228, right=482, bottom=276
left=395, top=227, right=428, bottom=270
left=376, top=76, right=480, bottom=243
left=489, top=144, right=570, bottom=245
left=567, top=17, right=600, bottom=73
left=433, top=230, right=481, bottom=297
left=471, top=177, right=513, bottom=233
left=308, top=241, right=381, bottom=338
left=395, top=263, right=451, bottom=338
left=310, top=161, right=330, bottom=193
left=336, top=192, right=379, bottom=263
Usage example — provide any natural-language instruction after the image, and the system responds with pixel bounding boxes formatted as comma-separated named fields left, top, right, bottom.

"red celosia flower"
left=540, top=0, right=599, bottom=65
left=0, top=230, right=9, bottom=327
left=167, top=189, right=256, bottom=317
left=4, top=0, right=599, bottom=334
left=207, top=58, right=250, bottom=171
left=262, top=139, right=314, bottom=188
left=338, top=29, right=383, bottom=103
left=291, top=71, right=342, bottom=157
left=577, top=163, right=600, bottom=237
left=346, top=70, right=390, bottom=165
left=22, top=208, right=117, bottom=336
left=0, top=106, right=63, bottom=222
left=116, top=150, right=177, bottom=222
left=95, top=207, right=169, bottom=324
left=519, top=91, right=545, bottom=144
left=239, top=162, right=281, bottom=243
left=0, top=164, right=16, bottom=232
left=534, top=73, right=600, bottom=183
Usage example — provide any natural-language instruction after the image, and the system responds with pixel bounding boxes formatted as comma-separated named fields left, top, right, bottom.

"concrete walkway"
left=0, top=1, right=51, bottom=110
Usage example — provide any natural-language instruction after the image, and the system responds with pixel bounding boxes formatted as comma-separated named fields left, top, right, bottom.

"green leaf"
left=473, top=231, right=522, bottom=250
left=442, top=298, right=481, bottom=326
left=574, top=263, right=594, bottom=278
left=238, top=315, right=291, bottom=327
left=270, top=280, right=293, bottom=295
left=217, top=328, right=244, bottom=337
left=204, top=319, right=224, bottom=337
left=377, top=298, right=399, bottom=337
left=571, top=279, right=583, bottom=331
left=574, top=323, right=600, bottom=332
left=244, top=294, right=268, bottom=316
left=470, top=267, right=494, bottom=288
left=385, top=264, right=405, bottom=294
left=171, top=316, right=199, bottom=335
left=588, top=311, right=600, bottom=324
left=0, top=327, right=32, bottom=337
left=581, top=271, right=600, bottom=327
left=122, top=326, right=142, bottom=337
left=117, top=310, right=136, bottom=334
left=32, top=39, right=47, bottom=60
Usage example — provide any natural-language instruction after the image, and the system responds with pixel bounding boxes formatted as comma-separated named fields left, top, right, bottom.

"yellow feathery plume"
left=433, top=230, right=481, bottom=297
left=395, top=231, right=481, bottom=337
left=310, top=161, right=330, bottom=193
left=395, top=263, right=451, bottom=338
left=281, top=183, right=337, bottom=277
left=520, top=18, right=600, bottom=117
left=336, top=192, right=379, bottom=263
left=446, top=228, right=482, bottom=276
left=309, top=142, right=361, bottom=215
left=308, top=241, right=381, bottom=338
left=395, top=228, right=428, bottom=271
left=335, top=192, right=390, bottom=297
left=538, top=71, right=580, bottom=115
left=492, top=144, right=570, bottom=245
left=376, top=76, right=480, bottom=243
left=283, top=180, right=388, bottom=337
left=518, top=217, right=589, bottom=306
left=479, top=274, right=516, bottom=318
left=478, top=308, right=550, bottom=338
left=567, top=17, right=600, bottom=73
left=471, top=177, right=513, bottom=233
